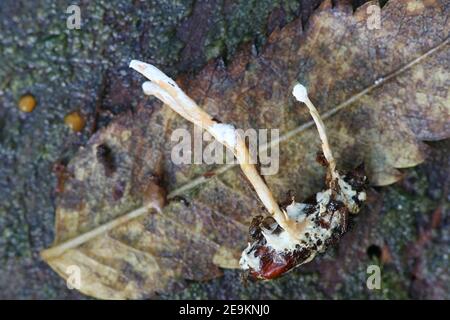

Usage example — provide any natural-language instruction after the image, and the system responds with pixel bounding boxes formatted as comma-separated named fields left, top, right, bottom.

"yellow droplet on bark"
left=64, top=111, right=86, bottom=132
left=18, top=94, right=37, bottom=113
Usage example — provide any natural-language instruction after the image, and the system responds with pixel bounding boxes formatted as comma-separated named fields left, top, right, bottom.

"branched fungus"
left=129, top=60, right=291, bottom=233
left=130, top=61, right=367, bottom=281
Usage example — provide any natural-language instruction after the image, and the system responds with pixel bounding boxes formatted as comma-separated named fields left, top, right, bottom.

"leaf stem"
left=41, top=202, right=157, bottom=260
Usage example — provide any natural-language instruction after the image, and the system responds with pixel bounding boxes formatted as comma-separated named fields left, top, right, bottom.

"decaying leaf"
left=41, top=0, right=450, bottom=299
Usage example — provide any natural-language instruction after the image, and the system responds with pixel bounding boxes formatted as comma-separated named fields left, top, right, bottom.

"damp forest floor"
left=0, top=0, right=448, bottom=299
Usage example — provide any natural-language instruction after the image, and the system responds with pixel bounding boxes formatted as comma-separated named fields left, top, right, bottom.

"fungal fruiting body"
left=130, top=61, right=367, bottom=282
left=240, top=84, right=367, bottom=280
left=130, top=59, right=289, bottom=232
left=240, top=165, right=367, bottom=279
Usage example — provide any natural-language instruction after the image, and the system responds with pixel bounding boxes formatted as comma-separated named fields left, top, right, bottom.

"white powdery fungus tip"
left=129, top=59, right=155, bottom=77
left=209, top=123, right=237, bottom=148
left=129, top=59, right=145, bottom=71
left=129, top=59, right=177, bottom=88
left=292, top=83, right=308, bottom=103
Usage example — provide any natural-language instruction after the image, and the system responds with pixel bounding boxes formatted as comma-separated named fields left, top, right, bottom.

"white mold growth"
left=240, top=244, right=262, bottom=271
left=209, top=123, right=237, bottom=148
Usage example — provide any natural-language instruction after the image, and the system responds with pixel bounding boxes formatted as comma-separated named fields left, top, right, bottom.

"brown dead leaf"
left=42, top=0, right=450, bottom=299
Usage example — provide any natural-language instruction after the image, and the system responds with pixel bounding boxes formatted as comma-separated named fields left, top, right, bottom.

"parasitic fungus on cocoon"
left=130, top=61, right=367, bottom=280
left=240, top=84, right=367, bottom=279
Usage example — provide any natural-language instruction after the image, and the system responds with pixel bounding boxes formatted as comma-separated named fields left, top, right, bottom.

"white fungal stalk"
left=292, top=84, right=336, bottom=176
left=130, top=60, right=300, bottom=237
left=292, top=83, right=364, bottom=212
